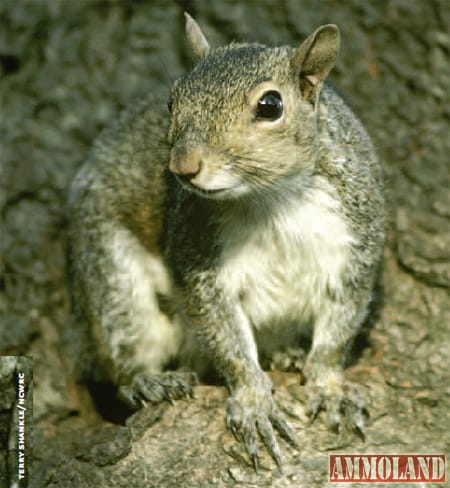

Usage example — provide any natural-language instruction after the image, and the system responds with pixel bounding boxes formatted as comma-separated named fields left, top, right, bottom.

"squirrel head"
left=168, top=13, right=340, bottom=200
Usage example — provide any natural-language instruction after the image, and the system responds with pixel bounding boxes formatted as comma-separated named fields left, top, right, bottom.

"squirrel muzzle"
left=169, top=146, right=203, bottom=182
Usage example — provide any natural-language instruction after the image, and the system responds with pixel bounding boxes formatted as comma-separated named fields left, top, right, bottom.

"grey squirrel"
left=67, top=13, right=385, bottom=469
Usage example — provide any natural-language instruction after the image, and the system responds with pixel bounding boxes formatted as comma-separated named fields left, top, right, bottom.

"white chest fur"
left=217, top=177, right=356, bottom=336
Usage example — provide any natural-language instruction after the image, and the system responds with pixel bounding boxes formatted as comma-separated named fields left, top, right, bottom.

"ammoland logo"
left=329, top=454, right=446, bottom=483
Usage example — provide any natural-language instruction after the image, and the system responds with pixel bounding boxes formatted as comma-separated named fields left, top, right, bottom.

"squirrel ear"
left=291, top=24, right=340, bottom=104
left=185, top=12, right=210, bottom=58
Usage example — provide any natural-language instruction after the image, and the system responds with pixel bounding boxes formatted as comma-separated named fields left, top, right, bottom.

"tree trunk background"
left=1, top=1, right=449, bottom=487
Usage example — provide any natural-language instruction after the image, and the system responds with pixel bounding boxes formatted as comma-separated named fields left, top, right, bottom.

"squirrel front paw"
left=118, top=371, right=198, bottom=410
left=306, top=374, right=368, bottom=436
left=226, top=376, right=298, bottom=471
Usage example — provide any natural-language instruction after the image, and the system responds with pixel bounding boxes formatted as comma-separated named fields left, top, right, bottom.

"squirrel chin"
left=176, top=176, right=248, bottom=200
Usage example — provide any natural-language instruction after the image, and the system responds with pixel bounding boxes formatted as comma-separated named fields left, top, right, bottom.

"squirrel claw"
left=118, top=371, right=198, bottom=409
left=306, top=381, right=369, bottom=436
left=226, top=385, right=294, bottom=471
left=269, top=410, right=299, bottom=449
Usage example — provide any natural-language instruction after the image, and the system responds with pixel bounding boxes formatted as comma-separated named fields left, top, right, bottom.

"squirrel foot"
left=118, top=371, right=198, bottom=410
left=226, top=376, right=298, bottom=471
left=307, top=380, right=368, bottom=437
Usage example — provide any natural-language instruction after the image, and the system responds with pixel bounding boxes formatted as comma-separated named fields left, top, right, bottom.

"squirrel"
left=67, top=13, right=384, bottom=469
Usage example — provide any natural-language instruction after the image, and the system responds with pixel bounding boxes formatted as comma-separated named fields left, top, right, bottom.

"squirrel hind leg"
left=69, top=218, right=189, bottom=404
left=118, top=371, right=199, bottom=410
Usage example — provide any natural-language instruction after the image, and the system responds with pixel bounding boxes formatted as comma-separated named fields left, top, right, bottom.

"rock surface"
left=1, top=1, right=449, bottom=487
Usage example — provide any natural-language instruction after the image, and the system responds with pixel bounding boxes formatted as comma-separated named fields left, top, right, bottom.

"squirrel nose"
left=169, top=153, right=203, bottom=181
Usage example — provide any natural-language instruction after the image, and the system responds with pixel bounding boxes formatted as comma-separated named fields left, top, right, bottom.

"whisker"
left=224, top=153, right=311, bottom=206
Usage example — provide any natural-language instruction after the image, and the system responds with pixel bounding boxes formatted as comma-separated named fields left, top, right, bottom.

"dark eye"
left=255, top=90, right=283, bottom=121
left=167, top=98, right=173, bottom=114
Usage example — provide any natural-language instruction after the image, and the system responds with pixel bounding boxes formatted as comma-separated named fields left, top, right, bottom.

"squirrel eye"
left=255, top=90, right=283, bottom=121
